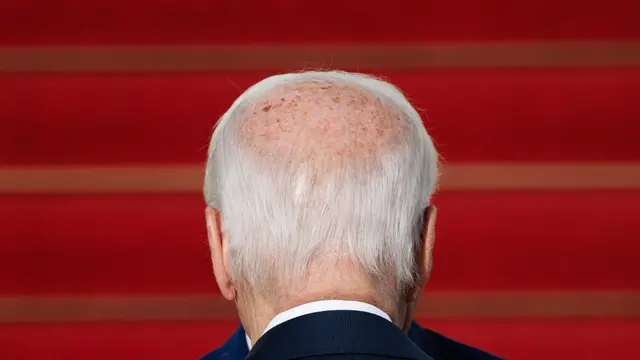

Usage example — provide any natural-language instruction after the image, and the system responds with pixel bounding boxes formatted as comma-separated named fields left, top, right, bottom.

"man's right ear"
left=205, top=207, right=236, bottom=301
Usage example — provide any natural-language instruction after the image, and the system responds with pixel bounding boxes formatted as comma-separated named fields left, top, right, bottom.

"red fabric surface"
left=2, top=191, right=639, bottom=294
left=0, top=0, right=638, bottom=45
left=1, top=319, right=638, bottom=359
left=0, top=321, right=237, bottom=359
left=2, top=69, right=639, bottom=165
left=419, top=318, right=640, bottom=359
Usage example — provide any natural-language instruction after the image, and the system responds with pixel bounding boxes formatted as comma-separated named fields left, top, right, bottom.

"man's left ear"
left=413, top=205, right=437, bottom=299
left=400, top=205, right=437, bottom=332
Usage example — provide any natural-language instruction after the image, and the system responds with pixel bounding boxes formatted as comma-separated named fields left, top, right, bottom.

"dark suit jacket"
left=201, top=317, right=501, bottom=360
left=245, top=310, right=433, bottom=360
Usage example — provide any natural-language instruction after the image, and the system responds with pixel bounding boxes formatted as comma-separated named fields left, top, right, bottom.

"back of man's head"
left=204, top=71, right=438, bottom=312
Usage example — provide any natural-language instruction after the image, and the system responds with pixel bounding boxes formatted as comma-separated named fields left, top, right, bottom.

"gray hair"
left=204, top=71, right=438, bottom=295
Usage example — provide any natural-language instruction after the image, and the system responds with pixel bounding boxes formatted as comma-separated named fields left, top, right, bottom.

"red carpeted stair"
left=2, top=191, right=640, bottom=295
left=1, top=0, right=638, bottom=44
left=2, top=70, right=639, bottom=165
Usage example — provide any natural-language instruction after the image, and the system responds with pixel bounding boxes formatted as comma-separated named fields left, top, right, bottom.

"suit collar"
left=248, top=300, right=391, bottom=350
left=246, top=310, right=432, bottom=360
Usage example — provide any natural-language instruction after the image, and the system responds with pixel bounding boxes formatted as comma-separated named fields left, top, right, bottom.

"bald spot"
left=239, top=80, right=407, bottom=168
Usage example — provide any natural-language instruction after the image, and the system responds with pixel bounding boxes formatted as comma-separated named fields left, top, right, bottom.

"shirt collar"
left=246, top=300, right=391, bottom=350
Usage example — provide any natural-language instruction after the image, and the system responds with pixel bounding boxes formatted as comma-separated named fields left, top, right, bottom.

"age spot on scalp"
left=239, top=80, right=406, bottom=168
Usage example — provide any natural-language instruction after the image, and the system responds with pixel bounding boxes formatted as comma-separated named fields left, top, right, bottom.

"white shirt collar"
left=245, top=300, right=391, bottom=350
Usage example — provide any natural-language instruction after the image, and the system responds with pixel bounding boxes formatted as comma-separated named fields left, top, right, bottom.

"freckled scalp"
left=238, top=80, right=408, bottom=165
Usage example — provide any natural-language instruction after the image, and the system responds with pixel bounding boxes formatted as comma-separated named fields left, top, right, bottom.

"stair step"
left=2, top=69, right=638, bottom=165
left=1, top=1, right=637, bottom=44
left=1, top=191, right=638, bottom=294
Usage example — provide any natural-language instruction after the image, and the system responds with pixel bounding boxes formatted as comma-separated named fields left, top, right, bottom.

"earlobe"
left=205, top=207, right=237, bottom=301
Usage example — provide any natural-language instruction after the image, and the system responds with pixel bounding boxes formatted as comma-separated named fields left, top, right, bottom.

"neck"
left=236, top=266, right=401, bottom=344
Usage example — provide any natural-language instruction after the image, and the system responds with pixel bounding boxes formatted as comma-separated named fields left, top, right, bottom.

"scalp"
left=238, top=79, right=408, bottom=166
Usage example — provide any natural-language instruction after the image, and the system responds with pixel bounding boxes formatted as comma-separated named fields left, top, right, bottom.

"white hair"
left=204, top=71, right=438, bottom=295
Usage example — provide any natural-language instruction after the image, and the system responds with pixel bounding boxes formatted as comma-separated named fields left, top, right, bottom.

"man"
left=202, top=71, right=500, bottom=359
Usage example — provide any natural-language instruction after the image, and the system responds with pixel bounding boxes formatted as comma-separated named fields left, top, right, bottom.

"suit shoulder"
left=199, top=325, right=247, bottom=360
left=409, top=323, right=502, bottom=360
left=200, top=347, right=231, bottom=360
